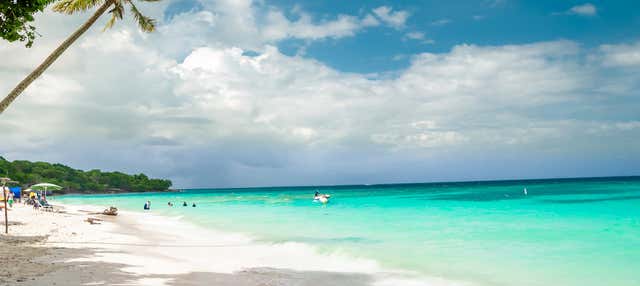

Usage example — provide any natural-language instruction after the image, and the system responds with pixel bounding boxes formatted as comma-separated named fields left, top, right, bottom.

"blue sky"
left=301, top=0, right=638, bottom=73
left=0, top=0, right=639, bottom=187
left=166, top=0, right=640, bottom=73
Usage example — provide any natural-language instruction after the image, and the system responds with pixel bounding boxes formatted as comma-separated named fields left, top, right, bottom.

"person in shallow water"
left=144, top=201, right=151, bottom=210
left=167, top=202, right=173, bottom=207
left=192, top=203, right=196, bottom=207
left=183, top=201, right=187, bottom=207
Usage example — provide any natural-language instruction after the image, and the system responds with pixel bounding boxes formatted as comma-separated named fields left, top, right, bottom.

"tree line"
left=0, top=156, right=172, bottom=193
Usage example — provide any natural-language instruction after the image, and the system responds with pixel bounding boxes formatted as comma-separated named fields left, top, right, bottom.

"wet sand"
left=0, top=204, right=379, bottom=286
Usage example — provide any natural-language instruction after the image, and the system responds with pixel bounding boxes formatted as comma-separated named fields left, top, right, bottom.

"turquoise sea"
left=57, top=177, right=640, bottom=286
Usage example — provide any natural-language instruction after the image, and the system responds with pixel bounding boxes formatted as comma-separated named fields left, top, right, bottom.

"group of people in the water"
left=144, top=200, right=196, bottom=210
left=143, top=185, right=525, bottom=211
left=144, top=191, right=330, bottom=210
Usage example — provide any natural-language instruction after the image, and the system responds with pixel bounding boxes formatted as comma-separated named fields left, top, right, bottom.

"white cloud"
left=262, top=10, right=374, bottom=41
left=1, top=2, right=639, bottom=187
left=361, top=14, right=380, bottom=27
left=599, top=41, right=640, bottom=67
left=392, top=54, right=408, bottom=61
left=155, top=1, right=406, bottom=52
left=403, top=32, right=434, bottom=44
left=405, top=32, right=424, bottom=40
left=372, top=6, right=409, bottom=29
left=568, top=3, right=597, bottom=16
left=430, top=19, right=451, bottom=26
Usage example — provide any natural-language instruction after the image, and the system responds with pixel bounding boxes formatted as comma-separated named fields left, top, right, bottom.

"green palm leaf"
left=103, top=1, right=124, bottom=31
left=53, top=0, right=105, bottom=14
left=127, top=0, right=155, bottom=32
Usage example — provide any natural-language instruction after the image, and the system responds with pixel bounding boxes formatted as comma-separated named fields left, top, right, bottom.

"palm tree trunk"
left=0, top=0, right=113, bottom=114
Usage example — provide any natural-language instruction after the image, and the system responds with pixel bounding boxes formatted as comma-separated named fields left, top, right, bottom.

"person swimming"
left=144, top=200, right=151, bottom=210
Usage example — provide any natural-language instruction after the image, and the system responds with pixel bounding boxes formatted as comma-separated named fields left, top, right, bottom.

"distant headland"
left=0, top=157, right=172, bottom=194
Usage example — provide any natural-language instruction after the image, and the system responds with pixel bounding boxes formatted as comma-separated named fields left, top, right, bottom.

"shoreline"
left=0, top=203, right=454, bottom=286
left=51, top=189, right=180, bottom=195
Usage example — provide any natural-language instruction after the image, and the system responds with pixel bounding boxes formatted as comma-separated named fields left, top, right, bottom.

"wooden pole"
left=2, top=181, right=8, bottom=234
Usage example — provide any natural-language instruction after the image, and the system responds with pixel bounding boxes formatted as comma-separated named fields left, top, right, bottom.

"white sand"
left=0, top=203, right=464, bottom=286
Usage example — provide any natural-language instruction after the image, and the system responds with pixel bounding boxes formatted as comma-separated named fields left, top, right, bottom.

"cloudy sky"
left=1, top=0, right=639, bottom=188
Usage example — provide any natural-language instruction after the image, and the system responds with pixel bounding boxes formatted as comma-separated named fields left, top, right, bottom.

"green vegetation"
left=0, top=156, right=172, bottom=193
left=0, top=0, right=54, bottom=47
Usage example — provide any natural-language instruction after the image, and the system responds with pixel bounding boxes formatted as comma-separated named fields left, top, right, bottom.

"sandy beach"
left=0, top=203, right=435, bottom=286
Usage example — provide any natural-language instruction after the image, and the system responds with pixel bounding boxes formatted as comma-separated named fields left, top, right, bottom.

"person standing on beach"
left=7, top=192, right=13, bottom=208
left=144, top=201, right=151, bottom=210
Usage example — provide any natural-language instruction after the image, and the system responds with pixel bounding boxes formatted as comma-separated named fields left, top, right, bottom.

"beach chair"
left=39, top=199, right=54, bottom=212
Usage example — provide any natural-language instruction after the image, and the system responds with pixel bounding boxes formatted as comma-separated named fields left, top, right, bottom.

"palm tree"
left=0, top=0, right=159, bottom=114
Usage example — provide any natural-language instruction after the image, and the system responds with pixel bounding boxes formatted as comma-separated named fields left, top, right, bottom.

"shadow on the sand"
left=5, top=245, right=135, bottom=286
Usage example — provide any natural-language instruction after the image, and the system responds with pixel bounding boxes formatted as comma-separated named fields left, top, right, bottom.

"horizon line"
left=180, top=174, right=640, bottom=191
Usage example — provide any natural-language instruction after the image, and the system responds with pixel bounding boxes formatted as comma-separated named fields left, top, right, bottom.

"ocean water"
left=57, top=177, right=640, bottom=286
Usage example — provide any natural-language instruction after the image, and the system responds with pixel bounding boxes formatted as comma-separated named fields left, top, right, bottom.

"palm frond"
left=127, top=0, right=156, bottom=32
left=112, top=2, right=125, bottom=19
left=53, top=0, right=106, bottom=14
left=102, top=2, right=124, bottom=31
left=103, top=14, right=117, bottom=31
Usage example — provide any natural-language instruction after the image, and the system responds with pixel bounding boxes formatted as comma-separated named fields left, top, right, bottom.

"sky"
left=0, top=0, right=639, bottom=188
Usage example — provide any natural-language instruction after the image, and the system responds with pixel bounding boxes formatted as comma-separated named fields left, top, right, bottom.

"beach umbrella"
left=30, top=183, right=62, bottom=192
left=31, top=183, right=62, bottom=199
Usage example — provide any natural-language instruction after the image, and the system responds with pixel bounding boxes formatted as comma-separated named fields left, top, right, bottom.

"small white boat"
left=524, top=188, right=528, bottom=196
left=313, top=194, right=331, bottom=204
